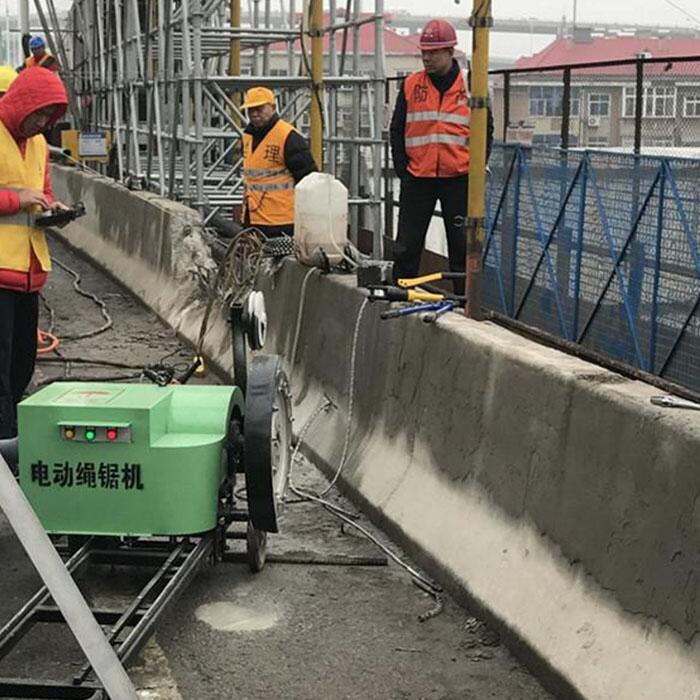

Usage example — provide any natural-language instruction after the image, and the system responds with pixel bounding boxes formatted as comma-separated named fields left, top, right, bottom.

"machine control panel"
left=59, top=423, right=132, bottom=444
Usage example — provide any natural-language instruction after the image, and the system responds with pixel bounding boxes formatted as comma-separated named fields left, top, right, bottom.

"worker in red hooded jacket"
left=0, top=67, right=69, bottom=439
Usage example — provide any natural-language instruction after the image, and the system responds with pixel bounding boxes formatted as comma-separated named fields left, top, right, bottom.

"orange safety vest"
left=24, top=53, right=55, bottom=70
left=403, top=69, right=471, bottom=178
left=0, top=119, right=51, bottom=272
left=242, top=119, right=296, bottom=227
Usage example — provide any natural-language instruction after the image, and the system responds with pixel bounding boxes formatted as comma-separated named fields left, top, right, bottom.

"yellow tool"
left=397, top=272, right=466, bottom=289
left=366, top=286, right=454, bottom=303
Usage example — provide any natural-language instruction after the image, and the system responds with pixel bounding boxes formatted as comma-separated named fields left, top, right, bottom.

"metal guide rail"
left=0, top=534, right=216, bottom=699
left=0, top=288, right=290, bottom=698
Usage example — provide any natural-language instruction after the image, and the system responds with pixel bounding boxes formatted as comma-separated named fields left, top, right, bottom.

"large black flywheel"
left=243, top=355, right=292, bottom=537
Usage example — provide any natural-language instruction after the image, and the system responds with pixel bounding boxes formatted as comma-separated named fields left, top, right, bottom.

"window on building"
left=648, top=86, right=675, bottom=117
left=623, top=85, right=677, bottom=118
left=588, top=93, right=610, bottom=117
left=587, top=136, right=609, bottom=147
left=529, top=86, right=580, bottom=117
left=684, top=95, right=700, bottom=117
left=532, top=133, right=557, bottom=145
left=269, top=68, right=288, bottom=76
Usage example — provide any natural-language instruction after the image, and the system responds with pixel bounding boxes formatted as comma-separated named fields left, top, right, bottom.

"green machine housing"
left=18, top=382, right=244, bottom=536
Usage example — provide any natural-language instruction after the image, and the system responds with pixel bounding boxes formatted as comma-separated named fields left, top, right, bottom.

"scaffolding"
left=34, top=0, right=387, bottom=253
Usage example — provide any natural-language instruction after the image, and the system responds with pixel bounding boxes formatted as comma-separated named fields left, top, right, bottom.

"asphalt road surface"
left=0, top=236, right=553, bottom=700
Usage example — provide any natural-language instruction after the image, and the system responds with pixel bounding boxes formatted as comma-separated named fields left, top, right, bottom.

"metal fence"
left=483, top=143, right=700, bottom=393
left=383, top=55, right=700, bottom=394
left=491, top=54, right=700, bottom=158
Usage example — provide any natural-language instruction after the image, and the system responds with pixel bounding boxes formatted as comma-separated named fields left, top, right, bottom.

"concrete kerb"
left=49, top=166, right=700, bottom=700
left=260, top=264, right=700, bottom=700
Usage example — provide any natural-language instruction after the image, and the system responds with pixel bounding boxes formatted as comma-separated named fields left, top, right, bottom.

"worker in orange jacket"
left=390, top=19, right=492, bottom=295
left=0, top=68, right=69, bottom=439
left=21, top=36, right=60, bottom=72
left=240, top=86, right=317, bottom=237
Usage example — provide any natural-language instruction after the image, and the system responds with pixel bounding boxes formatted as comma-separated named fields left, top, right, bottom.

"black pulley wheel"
left=244, top=355, right=292, bottom=533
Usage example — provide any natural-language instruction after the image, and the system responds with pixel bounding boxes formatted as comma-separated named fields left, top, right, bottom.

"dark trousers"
left=243, top=212, right=294, bottom=238
left=393, top=175, right=468, bottom=296
left=0, top=290, right=38, bottom=438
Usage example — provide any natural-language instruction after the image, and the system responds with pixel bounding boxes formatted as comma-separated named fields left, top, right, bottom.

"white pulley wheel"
left=246, top=291, right=267, bottom=350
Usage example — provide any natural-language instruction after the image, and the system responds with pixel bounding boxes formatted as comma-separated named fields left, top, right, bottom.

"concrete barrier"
left=51, top=166, right=700, bottom=700
left=51, top=165, right=225, bottom=364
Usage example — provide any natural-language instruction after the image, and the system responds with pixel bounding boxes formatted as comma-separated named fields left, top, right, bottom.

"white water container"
left=294, top=172, right=348, bottom=266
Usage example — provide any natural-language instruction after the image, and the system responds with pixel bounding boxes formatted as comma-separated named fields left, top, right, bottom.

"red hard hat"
left=419, top=19, right=458, bottom=51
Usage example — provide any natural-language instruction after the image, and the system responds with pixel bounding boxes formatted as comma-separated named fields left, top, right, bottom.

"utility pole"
left=309, top=0, right=323, bottom=168
left=464, top=0, right=492, bottom=319
left=19, top=0, right=29, bottom=59
left=229, top=0, right=241, bottom=127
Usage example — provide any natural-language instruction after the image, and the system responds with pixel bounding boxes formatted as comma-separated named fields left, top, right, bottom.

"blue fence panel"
left=484, top=144, right=700, bottom=393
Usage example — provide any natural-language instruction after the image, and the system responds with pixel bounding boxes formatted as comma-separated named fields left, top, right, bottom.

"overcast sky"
left=34, top=0, right=700, bottom=26
left=388, top=0, right=699, bottom=27
left=18, top=0, right=700, bottom=60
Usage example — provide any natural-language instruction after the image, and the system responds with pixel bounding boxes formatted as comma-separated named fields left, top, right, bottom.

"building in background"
left=492, top=35, right=700, bottom=153
left=244, top=17, right=466, bottom=137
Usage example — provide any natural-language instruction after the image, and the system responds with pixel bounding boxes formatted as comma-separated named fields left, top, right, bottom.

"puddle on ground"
left=195, top=601, right=279, bottom=632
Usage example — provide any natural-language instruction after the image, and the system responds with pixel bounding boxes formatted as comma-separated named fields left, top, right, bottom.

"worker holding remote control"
left=0, top=67, right=70, bottom=440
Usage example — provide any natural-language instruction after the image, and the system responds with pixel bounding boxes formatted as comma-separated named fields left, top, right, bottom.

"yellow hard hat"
left=0, top=65, right=18, bottom=94
left=242, top=86, right=275, bottom=109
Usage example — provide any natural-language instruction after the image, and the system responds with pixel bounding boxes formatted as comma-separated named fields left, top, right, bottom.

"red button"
left=106, top=428, right=118, bottom=441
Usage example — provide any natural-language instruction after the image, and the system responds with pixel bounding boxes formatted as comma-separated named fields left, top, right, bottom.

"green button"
left=85, top=429, right=96, bottom=441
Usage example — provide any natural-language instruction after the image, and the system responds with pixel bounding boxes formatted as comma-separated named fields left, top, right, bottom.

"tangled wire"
left=196, top=227, right=267, bottom=358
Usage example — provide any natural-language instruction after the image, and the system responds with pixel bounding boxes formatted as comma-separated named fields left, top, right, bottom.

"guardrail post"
left=465, top=0, right=492, bottom=320
left=634, top=58, right=643, bottom=155
left=502, top=71, right=510, bottom=142
left=309, top=0, right=323, bottom=169
left=649, top=163, right=666, bottom=372
left=560, top=67, right=571, bottom=149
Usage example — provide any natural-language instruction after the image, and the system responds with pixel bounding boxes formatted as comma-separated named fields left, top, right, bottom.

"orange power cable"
left=37, top=329, right=60, bottom=354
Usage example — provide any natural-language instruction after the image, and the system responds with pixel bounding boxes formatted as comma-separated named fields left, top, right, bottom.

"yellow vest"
left=242, top=119, right=296, bottom=227
left=0, top=119, right=51, bottom=272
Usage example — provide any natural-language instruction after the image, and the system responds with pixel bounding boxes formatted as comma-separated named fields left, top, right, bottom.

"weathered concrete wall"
left=51, top=166, right=700, bottom=700
left=260, top=264, right=700, bottom=700
left=52, top=165, right=221, bottom=358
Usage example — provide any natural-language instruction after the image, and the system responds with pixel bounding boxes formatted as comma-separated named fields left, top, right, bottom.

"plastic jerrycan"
left=294, top=172, right=349, bottom=266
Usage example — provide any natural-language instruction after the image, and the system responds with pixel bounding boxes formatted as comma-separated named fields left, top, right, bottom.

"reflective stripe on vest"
left=405, top=134, right=470, bottom=148
left=247, top=180, right=295, bottom=192
left=242, top=166, right=292, bottom=178
left=403, top=69, right=471, bottom=178
left=242, top=118, right=296, bottom=227
left=405, top=111, right=471, bottom=126
left=25, top=54, right=51, bottom=68
left=0, top=121, right=51, bottom=273
left=1, top=212, right=33, bottom=226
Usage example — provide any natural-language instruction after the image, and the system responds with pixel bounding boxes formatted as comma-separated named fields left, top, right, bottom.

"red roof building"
left=494, top=36, right=700, bottom=151
left=514, top=36, right=700, bottom=77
